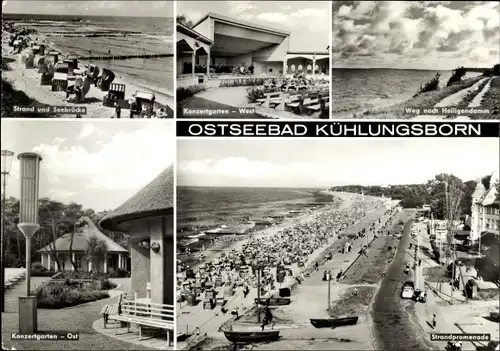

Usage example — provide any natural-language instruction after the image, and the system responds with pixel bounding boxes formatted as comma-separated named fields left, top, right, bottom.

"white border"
left=172, top=1, right=178, bottom=348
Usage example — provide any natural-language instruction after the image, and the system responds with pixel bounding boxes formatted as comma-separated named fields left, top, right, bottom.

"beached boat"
left=254, top=298, right=291, bottom=306
left=309, top=316, right=359, bottom=329
left=223, top=330, right=280, bottom=343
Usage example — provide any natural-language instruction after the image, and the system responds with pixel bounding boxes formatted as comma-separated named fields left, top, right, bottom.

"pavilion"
left=176, top=12, right=329, bottom=87
left=99, top=166, right=174, bottom=305
left=37, top=216, right=128, bottom=273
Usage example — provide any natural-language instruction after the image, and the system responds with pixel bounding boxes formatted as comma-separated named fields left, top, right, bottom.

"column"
left=47, top=254, right=51, bottom=270
left=71, top=253, right=75, bottom=271
left=88, top=260, right=92, bottom=272
left=283, top=58, right=287, bottom=76
left=206, top=51, right=210, bottom=77
left=192, top=51, right=196, bottom=77
left=104, top=255, right=108, bottom=273
left=118, top=254, right=123, bottom=269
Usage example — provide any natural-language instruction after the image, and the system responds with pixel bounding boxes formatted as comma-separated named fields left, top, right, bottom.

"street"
left=372, top=214, right=437, bottom=351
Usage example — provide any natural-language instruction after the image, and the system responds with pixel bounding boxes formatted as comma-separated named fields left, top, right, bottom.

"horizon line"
left=2, top=12, right=173, bottom=18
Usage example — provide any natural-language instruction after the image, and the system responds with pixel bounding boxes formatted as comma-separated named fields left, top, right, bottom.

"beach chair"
left=55, top=62, right=69, bottom=74
left=132, top=91, right=155, bottom=117
left=103, top=83, right=126, bottom=107
left=51, top=73, right=68, bottom=92
left=97, top=69, right=115, bottom=91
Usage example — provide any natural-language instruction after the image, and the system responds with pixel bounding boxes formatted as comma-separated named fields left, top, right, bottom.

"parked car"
left=401, top=281, right=415, bottom=299
left=487, top=340, right=499, bottom=351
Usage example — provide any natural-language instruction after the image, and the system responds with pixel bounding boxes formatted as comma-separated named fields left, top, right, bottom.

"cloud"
left=33, top=125, right=173, bottom=191
left=332, top=1, right=500, bottom=69
left=178, top=157, right=282, bottom=178
left=77, top=123, right=102, bottom=139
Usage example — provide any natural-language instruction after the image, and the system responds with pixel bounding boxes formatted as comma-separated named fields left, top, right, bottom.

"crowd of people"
left=177, top=197, right=397, bottom=319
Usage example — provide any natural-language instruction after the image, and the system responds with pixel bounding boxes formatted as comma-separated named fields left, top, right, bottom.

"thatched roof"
left=37, top=217, right=127, bottom=253
left=99, top=165, right=173, bottom=231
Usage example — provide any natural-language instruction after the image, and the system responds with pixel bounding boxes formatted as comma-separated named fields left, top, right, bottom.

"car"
left=401, top=281, right=415, bottom=299
left=487, top=341, right=499, bottom=351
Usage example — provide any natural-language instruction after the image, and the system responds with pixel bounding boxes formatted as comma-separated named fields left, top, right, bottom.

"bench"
left=256, top=92, right=283, bottom=108
left=100, top=293, right=125, bottom=327
left=108, top=299, right=174, bottom=346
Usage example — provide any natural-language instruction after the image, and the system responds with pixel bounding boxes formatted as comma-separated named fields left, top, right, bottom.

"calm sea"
left=331, top=68, right=483, bottom=117
left=3, top=14, right=174, bottom=96
left=177, top=186, right=328, bottom=236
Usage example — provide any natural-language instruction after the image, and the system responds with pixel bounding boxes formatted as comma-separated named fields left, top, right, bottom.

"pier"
left=76, top=53, right=174, bottom=61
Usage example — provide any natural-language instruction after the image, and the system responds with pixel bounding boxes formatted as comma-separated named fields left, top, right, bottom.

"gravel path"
left=372, top=216, right=437, bottom=351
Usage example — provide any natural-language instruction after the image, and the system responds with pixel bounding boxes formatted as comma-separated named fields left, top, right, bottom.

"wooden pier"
left=76, top=53, right=174, bottom=61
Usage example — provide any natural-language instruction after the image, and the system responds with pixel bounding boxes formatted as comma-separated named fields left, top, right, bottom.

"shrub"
left=35, top=282, right=109, bottom=309
left=101, top=278, right=118, bottom=290
left=245, top=86, right=279, bottom=102
left=176, top=84, right=206, bottom=102
left=31, top=262, right=56, bottom=277
left=220, top=78, right=265, bottom=88
left=107, top=268, right=129, bottom=278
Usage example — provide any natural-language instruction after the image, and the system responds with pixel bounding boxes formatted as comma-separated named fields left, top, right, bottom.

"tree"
left=37, top=199, right=84, bottom=271
left=462, top=180, right=477, bottom=216
left=85, top=237, right=108, bottom=274
left=177, top=14, right=193, bottom=28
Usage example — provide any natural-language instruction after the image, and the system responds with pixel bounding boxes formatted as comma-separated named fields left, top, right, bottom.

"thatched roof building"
left=100, top=165, right=174, bottom=232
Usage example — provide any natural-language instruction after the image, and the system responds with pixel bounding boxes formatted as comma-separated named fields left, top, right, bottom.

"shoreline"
left=2, top=28, right=174, bottom=118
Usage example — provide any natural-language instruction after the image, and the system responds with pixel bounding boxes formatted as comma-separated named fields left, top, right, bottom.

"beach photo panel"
left=2, top=0, right=174, bottom=118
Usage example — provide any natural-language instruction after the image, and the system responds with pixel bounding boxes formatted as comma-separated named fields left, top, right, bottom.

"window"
left=269, top=68, right=273, bottom=73
left=75, top=255, right=83, bottom=269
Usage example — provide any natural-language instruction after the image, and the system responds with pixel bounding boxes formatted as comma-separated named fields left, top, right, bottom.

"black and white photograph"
left=331, top=1, right=500, bottom=119
left=2, top=1, right=174, bottom=118
left=1, top=120, right=174, bottom=350
left=175, top=137, right=499, bottom=351
left=176, top=1, right=330, bottom=119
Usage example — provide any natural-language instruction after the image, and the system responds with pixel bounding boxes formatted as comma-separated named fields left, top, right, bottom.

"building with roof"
left=37, top=216, right=128, bottom=272
left=176, top=13, right=329, bottom=87
left=99, top=166, right=173, bottom=305
left=470, top=171, right=500, bottom=241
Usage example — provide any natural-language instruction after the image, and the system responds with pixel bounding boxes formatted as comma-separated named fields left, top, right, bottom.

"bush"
left=101, top=278, right=118, bottom=290
left=31, top=262, right=56, bottom=277
left=176, top=84, right=206, bottom=102
left=35, top=282, right=109, bottom=309
left=107, top=268, right=129, bottom=278
left=220, top=78, right=265, bottom=88
left=245, top=86, right=279, bottom=102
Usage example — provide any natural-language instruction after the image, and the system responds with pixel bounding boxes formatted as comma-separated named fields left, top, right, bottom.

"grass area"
left=474, top=76, right=500, bottom=119
left=422, top=266, right=449, bottom=282
left=457, top=78, right=489, bottom=108
left=35, top=282, right=110, bottom=309
left=354, top=77, right=483, bottom=119
left=327, top=286, right=376, bottom=317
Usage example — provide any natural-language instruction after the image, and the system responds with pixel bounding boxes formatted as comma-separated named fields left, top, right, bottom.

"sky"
left=177, top=138, right=500, bottom=188
left=2, top=1, right=174, bottom=17
left=332, top=1, right=500, bottom=70
left=177, top=1, right=329, bottom=52
left=1, top=120, right=174, bottom=212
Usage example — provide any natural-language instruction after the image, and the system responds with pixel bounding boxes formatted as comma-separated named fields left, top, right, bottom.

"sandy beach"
left=2, top=31, right=173, bottom=118
left=177, top=193, right=402, bottom=350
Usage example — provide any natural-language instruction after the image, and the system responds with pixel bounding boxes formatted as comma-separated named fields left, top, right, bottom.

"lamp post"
left=17, top=152, right=42, bottom=334
left=1, top=149, right=14, bottom=313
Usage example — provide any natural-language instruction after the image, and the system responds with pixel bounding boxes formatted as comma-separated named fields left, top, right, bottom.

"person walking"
left=432, top=314, right=437, bottom=329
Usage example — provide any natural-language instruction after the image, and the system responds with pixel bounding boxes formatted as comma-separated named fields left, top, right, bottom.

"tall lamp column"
left=17, top=152, right=42, bottom=334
